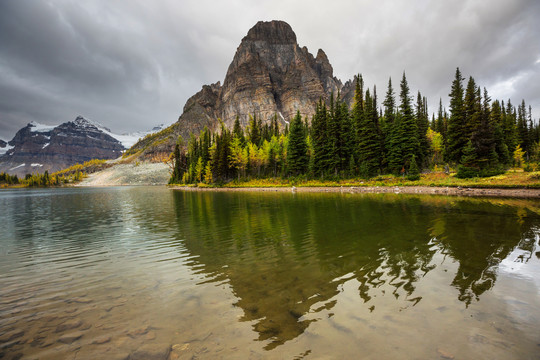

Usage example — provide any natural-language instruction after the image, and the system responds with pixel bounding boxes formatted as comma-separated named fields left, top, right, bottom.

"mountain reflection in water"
left=1, top=187, right=539, bottom=359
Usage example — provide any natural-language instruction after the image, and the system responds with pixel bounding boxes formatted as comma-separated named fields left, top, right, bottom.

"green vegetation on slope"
left=170, top=69, right=540, bottom=187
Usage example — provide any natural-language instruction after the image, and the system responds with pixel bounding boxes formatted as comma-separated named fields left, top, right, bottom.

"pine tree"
left=446, top=68, right=466, bottom=163
left=382, top=78, right=399, bottom=173
left=327, top=92, right=341, bottom=174
left=470, top=88, right=497, bottom=170
left=353, top=75, right=366, bottom=165
left=416, top=91, right=430, bottom=167
left=463, top=76, right=480, bottom=140
left=170, top=140, right=187, bottom=184
left=287, top=111, right=308, bottom=175
left=338, top=100, right=355, bottom=171
left=503, top=100, right=517, bottom=155
left=491, top=100, right=509, bottom=165
left=233, top=116, right=245, bottom=145
left=311, top=100, right=332, bottom=177
left=248, top=115, right=261, bottom=146
left=517, top=100, right=530, bottom=159
left=456, top=140, right=479, bottom=178
left=387, top=113, right=404, bottom=174
left=435, top=99, right=448, bottom=159
left=407, top=154, right=420, bottom=181
left=357, top=87, right=381, bottom=177
left=398, top=72, right=419, bottom=170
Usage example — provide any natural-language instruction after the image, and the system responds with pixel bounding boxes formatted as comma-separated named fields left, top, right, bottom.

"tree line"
left=170, top=68, right=539, bottom=184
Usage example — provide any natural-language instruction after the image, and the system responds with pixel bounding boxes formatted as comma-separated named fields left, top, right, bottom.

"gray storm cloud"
left=0, top=0, right=539, bottom=140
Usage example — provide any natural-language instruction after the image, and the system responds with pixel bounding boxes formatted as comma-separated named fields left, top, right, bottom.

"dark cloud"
left=1, top=0, right=539, bottom=140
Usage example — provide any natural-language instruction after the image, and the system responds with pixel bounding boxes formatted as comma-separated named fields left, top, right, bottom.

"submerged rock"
left=91, top=336, right=112, bottom=345
left=127, top=344, right=171, bottom=360
left=55, top=319, right=83, bottom=333
left=57, top=331, right=83, bottom=344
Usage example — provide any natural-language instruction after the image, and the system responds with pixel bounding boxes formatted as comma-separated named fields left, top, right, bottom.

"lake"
left=1, top=187, right=540, bottom=359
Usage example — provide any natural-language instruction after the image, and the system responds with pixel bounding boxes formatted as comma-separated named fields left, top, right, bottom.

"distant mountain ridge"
left=128, top=20, right=355, bottom=158
left=0, top=116, right=164, bottom=176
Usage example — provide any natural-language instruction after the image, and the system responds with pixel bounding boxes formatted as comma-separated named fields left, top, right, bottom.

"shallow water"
left=1, top=187, right=540, bottom=359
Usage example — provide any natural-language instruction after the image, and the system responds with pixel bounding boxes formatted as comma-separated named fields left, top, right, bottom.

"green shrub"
left=456, top=165, right=479, bottom=179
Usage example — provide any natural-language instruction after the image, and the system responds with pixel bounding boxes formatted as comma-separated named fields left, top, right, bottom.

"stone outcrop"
left=129, top=20, right=355, bottom=157
left=0, top=116, right=124, bottom=176
left=218, top=20, right=342, bottom=129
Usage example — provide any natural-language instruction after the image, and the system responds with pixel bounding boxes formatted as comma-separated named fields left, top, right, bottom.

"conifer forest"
left=170, top=69, right=539, bottom=184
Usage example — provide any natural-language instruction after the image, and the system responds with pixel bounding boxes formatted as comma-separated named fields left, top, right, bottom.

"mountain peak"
left=243, top=20, right=297, bottom=45
left=72, top=116, right=111, bottom=133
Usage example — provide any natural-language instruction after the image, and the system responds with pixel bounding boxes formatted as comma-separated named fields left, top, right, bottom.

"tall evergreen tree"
left=311, top=100, right=332, bottom=176
left=327, top=92, right=341, bottom=174
left=416, top=91, right=430, bottom=167
left=463, top=76, right=480, bottom=140
left=233, top=116, right=245, bottom=145
left=339, top=98, right=355, bottom=171
left=383, top=78, right=403, bottom=174
left=287, top=111, right=308, bottom=175
left=435, top=98, right=448, bottom=156
left=446, top=68, right=466, bottom=163
left=248, top=115, right=261, bottom=146
left=398, top=72, right=419, bottom=170
left=490, top=100, right=509, bottom=164
left=517, top=100, right=530, bottom=158
left=503, top=100, right=517, bottom=155
left=357, top=87, right=381, bottom=176
left=470, top=88, right=497, bottom=169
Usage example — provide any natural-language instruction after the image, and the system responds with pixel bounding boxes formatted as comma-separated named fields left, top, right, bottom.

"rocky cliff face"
left=218, top=20, right=342, bottom=129
left=0, top=116, right=124, bottom=176
left=130, top=20, right=354, bottom=158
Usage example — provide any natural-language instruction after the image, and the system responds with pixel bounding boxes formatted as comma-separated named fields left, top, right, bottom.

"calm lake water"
left=1, top=187, right=540, bottom=359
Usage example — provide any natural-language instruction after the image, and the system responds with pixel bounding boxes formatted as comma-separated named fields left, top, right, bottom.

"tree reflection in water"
left=172, top=191, right=540, bottom=349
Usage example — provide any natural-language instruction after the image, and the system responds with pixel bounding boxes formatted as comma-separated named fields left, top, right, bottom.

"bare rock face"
left=218, top=20, right=342, bottom=129
left=0, top=116, right=124, bottom=176
left=129, top=20, right=353, bottom=157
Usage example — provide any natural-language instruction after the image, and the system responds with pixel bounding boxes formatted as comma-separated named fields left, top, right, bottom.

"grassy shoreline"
left=170, top=170, right=540, bottom=198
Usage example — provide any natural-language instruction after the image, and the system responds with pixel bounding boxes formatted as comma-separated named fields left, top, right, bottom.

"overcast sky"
left=1, top=0, right=539, bottom=140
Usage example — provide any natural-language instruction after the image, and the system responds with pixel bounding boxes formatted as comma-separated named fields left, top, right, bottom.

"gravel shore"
left=78, top=161, right=170, bottom=186
left=172, top=185, right=540, bottom=198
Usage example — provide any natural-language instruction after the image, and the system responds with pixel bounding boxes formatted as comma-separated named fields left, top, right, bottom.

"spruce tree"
left=416, top=91, right=430, bottom=167
left=503, top=100, right=517, bottom=155
left=387, top=113, right=404, bottom=174
left=463, top=76, right=480, bottom=140
left=287, top=111, right=308, bottom=175
left=517, top=100, right=530, bottom=158
left=471, top=88, right=497, bottom=170
left=338, top=99, right=355, bottom=172
left=491, top=100, right=509, bottom=165
left=327, top=92, right=341, bottom=174
left=248, top=115, right=261, bottom=146
left=398, top=72, right=419, bottom=170
left=311, top=100, right=332, bottom=177
left=456, top=139, right=479, bottom=178
left=382, top=78, right=398, bottom=173
left=353, top=75, right=366, bottom=165
left=357, top=87, right=381, bottom=177
left=233, top=116, right=245, bottom=145
left=446, top=68, right=466, bottom=163
left=407, top=154, right=420, bottom=181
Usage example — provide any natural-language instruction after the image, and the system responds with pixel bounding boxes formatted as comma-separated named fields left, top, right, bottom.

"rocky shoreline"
left=172, top=185, right=540, bottom=199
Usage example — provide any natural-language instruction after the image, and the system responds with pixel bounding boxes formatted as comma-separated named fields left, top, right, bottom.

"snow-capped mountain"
left=105, top=124, right=166, bottom=149
left=0, top=116, right=164, bottom=176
